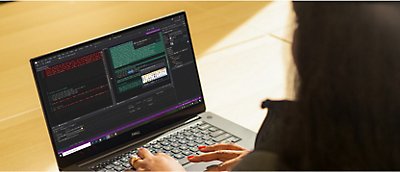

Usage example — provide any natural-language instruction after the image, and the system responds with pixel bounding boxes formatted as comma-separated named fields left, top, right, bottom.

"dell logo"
left=131, top=131, right=141, bottom=137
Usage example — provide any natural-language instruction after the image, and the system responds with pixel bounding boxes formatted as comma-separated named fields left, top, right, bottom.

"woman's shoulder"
left=256, top=100, right=301, bottom=151
left=253, top=100, right=307, bottom=169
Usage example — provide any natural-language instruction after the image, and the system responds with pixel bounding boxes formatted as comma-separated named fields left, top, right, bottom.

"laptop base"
left=63, top=112, right=256, bottom=171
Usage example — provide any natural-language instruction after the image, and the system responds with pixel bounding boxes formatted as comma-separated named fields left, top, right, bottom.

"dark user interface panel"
left=32, top=14, right=202, bottom=157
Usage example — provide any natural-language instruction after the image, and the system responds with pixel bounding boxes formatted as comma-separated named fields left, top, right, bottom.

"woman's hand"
left=187, top=143, right=250, bottom=171
left=130, top=148, right=185, bottom=171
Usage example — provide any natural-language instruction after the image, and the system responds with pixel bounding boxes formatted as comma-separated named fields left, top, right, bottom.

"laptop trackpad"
left=184, top=161, right=221, bottom=171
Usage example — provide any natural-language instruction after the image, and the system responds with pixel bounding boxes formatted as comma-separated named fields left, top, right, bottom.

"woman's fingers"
left=199, top=143, right=247, bottom=152
left=218, top=156, right=242, bottom=171
left=188, top=150, right=244, bottom=162
left=135, top=167, right=146, bottom=171
left=131, top=148, right=153, bottom=170
left=129, top=155, right=140, bottom=166
left=137, top=148, right=153, bottom=159
left=131, top=158, right=146, bottom=170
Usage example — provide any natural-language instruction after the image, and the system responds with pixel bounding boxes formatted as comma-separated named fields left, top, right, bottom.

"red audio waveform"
left=45, top=52, right=102, bottom=77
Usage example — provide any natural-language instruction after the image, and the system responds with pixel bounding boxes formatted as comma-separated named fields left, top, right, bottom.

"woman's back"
left=293, top=2, right=400, bottom=169
left=236, top=2, right=400, bottom=170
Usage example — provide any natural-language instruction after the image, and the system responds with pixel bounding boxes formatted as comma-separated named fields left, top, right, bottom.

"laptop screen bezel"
left=29, top=11, right=206, bottom=169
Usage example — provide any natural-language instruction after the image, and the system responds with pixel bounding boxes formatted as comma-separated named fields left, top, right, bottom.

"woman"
left=130, top=2, right=400, bottom=170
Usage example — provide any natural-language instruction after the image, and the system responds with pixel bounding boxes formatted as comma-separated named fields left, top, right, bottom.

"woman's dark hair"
left=292, top=2, right=400, bottom=170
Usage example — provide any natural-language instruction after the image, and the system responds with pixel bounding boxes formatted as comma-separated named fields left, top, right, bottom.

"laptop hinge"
left=183, top=116, right=201, bottom=124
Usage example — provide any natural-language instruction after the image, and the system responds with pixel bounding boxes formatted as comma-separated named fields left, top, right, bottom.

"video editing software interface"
left=32, top=14, right=202, bottom=157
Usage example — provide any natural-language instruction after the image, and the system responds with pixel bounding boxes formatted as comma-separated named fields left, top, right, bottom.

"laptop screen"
left=31, top=12, right=203, bottom=158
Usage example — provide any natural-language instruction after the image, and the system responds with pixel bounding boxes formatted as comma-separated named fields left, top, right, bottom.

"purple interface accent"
left=145, top=28, right=161, bottom=35
left=58, top=96, right=202, bottom=154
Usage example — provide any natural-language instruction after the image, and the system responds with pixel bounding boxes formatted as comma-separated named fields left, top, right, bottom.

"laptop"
left=30, top=11, right=256, bottom=171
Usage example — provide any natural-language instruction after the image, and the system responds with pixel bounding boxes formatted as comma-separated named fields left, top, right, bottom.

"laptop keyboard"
left=89, top=121, right=241, bottom=171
